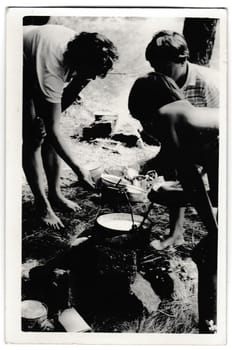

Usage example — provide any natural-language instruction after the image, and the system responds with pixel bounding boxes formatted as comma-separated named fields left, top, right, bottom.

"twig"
left=141, top=257, right=159, bottom=264
left=158, top=310, right=176, bottom=318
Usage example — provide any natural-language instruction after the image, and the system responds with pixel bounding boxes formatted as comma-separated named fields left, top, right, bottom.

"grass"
left=21, top=16, right=216, bottom=334
left=22, top=103, right=206, bottom=333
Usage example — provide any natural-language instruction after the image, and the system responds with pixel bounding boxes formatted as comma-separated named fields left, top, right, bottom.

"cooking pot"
left=95, top=212, right=148, bottom=238
left=100, top=173, right=129, bottom=189
left=21, top=300, right=48, bottom=331
left=100, top=174, right=147, bottom=203
left=125, top=184, right=147, bottom=203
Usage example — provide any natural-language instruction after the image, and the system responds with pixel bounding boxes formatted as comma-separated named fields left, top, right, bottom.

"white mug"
left=58, top=307, right=91, bottom=332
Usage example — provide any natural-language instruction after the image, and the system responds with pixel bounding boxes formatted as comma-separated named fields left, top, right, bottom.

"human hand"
left=158, top=181, right=182, bottom=192
left=124, top=167, right=139, bottom=182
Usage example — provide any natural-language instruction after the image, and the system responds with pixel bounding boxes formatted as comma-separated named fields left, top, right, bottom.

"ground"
left=22, top=103, right=207, bottom=334
left=21, top=15, right=217, bottom=334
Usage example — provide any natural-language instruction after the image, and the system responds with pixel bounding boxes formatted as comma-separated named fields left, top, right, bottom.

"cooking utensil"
left=100, top=173, right=129, bottom=188
left=96, top=212, right=148, bottom=237
left=21, top=300, right=48, bottom=331
left=58, top=307, right=91, bottom=332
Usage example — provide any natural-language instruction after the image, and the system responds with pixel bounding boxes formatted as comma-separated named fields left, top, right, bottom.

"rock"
left=82, top=122, right=112, bottom=140
left=130, top=272, right=161, bottom=313
left=111, top=133, right=139, bottom=147
left=111, top=116, right=144, bottom=148
left=82, top=113, right=119, bottom=140
left=94, top=112, right=118, bottom=127
left=111, top=121, right=142, bottom=147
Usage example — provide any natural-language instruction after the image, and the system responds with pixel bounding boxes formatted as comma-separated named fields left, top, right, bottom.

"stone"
left=82, top=122, right=112, bottom=140
left=130, top=272, right=161, bottom=313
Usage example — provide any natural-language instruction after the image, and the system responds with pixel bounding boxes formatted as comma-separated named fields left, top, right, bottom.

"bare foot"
left=49, top=195, right=81, bottom=212
left=150, top=233, right=185, bottom=251
left=150, top=239, right=169, bottom=250
left=38, top=207, right=65, bottom=230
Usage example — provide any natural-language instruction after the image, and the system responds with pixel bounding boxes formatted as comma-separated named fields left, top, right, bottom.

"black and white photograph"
left=4, top=6, right=228, bottom=345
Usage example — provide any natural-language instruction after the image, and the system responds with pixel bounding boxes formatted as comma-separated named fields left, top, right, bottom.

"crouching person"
left=128, top=71, right=219, bottom=333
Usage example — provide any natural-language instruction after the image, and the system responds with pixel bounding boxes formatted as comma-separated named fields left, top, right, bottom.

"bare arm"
left=42, top=101, right=94, bottom=186
left=61, top=75, right=91, bottom=112
left=185, top=106, right=219, bottom=130
left=159, top=100, right=219, bottom=131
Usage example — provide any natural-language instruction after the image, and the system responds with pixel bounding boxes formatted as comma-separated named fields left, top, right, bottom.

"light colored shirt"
left=23, top=24, right=76, bottom=103
left=181, top=62, right=219, bottom=107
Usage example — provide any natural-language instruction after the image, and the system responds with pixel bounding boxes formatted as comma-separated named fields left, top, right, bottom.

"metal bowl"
left=125, top=184, right=147, bottom=203
left=96, top=212, right=145, bottom=237
left=100, top=173, right=129, bottom=189
left=21, top=300, right=48, bottom=331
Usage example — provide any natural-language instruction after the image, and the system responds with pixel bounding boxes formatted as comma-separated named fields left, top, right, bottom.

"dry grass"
left=22, top=111, right=206, bottom=333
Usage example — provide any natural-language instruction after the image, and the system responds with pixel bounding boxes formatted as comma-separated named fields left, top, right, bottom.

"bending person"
left=128, top=72, right=218, bottom=332
left=142, top=30, right=219, bottom=247
left=128, top=72, right=218, bottom=240
left=23, top=25, right=118, bottom=229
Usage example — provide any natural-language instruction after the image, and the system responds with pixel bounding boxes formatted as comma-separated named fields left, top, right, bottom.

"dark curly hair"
left=145, top=30, right=189, bottom=68
left=63, top=32, right=118, bottom=78
left=128, top=72, right=184, bottom=122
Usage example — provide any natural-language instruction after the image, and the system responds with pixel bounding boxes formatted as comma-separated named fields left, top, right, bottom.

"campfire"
left=22, top=174, right=199, bottom=333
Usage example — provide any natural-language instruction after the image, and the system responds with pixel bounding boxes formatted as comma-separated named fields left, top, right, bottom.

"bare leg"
left=177, top=163, right=218, bottom=331
left=169, top=206, right=185, bottom=243
left=23, top=142, right=64, bottom=229
left=22, top=77, right=64, bottom=229
left=41, top=140, right=81, bottom=212
left=150, top=206, right=185, bottom=250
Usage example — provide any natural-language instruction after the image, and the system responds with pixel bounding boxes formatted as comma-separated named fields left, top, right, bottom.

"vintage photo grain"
left=5, top=6, right=227, bottom=345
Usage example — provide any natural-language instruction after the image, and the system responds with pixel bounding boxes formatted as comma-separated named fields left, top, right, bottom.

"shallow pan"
left=96, top=212, right=145, bottom=237
left=100, top=173, right=129, bottom=188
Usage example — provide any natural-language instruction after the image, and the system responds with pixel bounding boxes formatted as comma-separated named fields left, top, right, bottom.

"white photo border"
left=5, top=6, right=228, bottom=345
